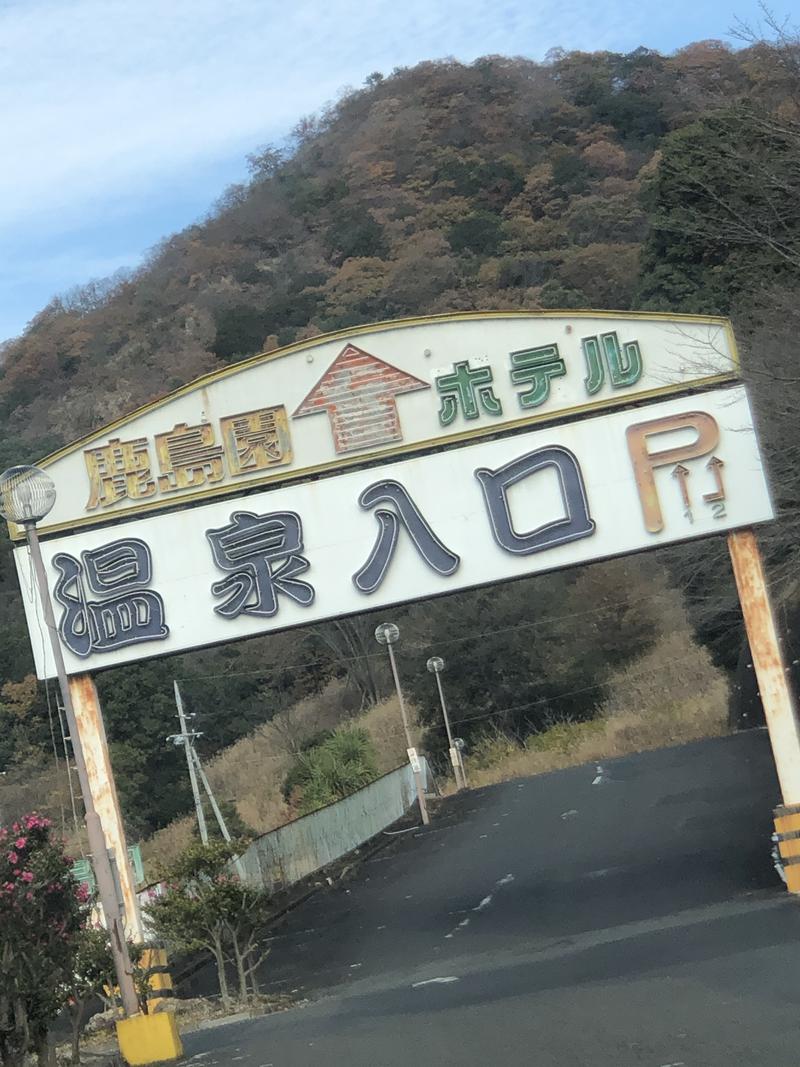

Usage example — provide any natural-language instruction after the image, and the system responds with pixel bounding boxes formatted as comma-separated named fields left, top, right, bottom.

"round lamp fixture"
left=0, top=466, right=56, bottom=525
left=374, top=622, right=400, bottom=646
left=426, top=656, right=445, bottom=673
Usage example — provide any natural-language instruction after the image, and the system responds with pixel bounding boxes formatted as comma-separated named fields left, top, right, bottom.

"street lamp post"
left=426, top=656, right=466, bottom=790
left=0, top=466, right=140, bottom=1017
left=375, top=622, right=429, bottom=825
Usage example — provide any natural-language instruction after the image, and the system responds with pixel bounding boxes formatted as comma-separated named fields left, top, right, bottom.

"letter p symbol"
left=626, top=412, right=719, bottom=533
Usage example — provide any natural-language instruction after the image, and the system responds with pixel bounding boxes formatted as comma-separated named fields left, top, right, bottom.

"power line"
left=175, top=589, right=680, bottom=685
left=431, top=658, right=693, bottom=731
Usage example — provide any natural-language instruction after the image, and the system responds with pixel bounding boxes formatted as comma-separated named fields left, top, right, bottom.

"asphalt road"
left=179, top=730, right=800, bottom=1066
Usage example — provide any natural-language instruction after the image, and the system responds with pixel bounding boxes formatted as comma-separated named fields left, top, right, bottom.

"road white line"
left=473, top=894, right=493, bottom=912
left=412, top=976, right=460, bottom=988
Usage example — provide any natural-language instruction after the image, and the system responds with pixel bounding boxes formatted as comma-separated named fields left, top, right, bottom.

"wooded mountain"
left=1, top=34, right=798, bottom=837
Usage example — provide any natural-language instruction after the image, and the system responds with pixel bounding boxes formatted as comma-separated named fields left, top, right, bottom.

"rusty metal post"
left=727, top=529, right=800, bottom=806
left=25, top=524, right=140, bottom=1016
left=728, top=529, right=800, bottom=894
left=69, top=674, right=145, bottom=943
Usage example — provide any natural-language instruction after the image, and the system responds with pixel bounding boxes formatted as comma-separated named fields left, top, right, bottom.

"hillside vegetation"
left=143, top=681, right=413, bottom=871
left=1, top=30, right=798, bottom=842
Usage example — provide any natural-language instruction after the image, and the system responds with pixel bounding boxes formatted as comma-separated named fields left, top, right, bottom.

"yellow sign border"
left=12, top=310, right=739, bottom=541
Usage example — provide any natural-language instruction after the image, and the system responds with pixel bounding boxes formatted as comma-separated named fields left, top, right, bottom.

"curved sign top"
left=19, top=311, right=738, bottom=539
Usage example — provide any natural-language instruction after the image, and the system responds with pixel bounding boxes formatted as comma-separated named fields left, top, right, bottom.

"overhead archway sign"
left=10, top=311, right=770, bottom=680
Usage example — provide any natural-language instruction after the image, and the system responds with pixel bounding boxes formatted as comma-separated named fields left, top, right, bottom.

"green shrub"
left=283, top=727, right=380, bottom=815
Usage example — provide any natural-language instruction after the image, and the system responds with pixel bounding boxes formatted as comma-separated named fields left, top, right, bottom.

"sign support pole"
left=25, top=525, right=140, bottom=1016
left=727, top=529, right=800, bottom=892
left=68, top=673, right=145, bottom=943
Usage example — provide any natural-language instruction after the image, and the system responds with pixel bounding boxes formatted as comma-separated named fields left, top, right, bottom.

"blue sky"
left=0, top=0, right=790, bottom=343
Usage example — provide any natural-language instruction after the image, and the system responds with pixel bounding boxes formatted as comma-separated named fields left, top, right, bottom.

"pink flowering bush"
left=0, top=813, right=87, bottom=1067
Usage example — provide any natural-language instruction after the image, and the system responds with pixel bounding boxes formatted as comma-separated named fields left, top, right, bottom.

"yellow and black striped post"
left=114, top=947, right=182, bottom=1065
left=140, top=947, right=175, bottom=1012
left=774, top=804, right=800, bottom=894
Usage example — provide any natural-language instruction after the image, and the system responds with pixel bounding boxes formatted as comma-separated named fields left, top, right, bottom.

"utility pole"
left=170, top=682, right=208, bottom=844
left=190, top=747, right=246, bottom=879
left=190, top=747, right=231, bottom=845
left=169, top=685, right=246, bottom=877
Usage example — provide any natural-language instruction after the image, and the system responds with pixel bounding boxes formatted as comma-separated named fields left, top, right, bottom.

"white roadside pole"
left=426, top=656, right=466, bottom=790
left=375, top=622, right=429, bottom=825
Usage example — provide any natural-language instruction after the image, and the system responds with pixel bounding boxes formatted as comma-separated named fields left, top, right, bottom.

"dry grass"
left=358, top=693, right=417, bottom=774
left=463, top=629, right=729, bottom=789
left=142, top=681, right=422, bottom=875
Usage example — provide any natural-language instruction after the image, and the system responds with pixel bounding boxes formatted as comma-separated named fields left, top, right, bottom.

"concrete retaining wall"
left=238, top=760, right=427, bottom=892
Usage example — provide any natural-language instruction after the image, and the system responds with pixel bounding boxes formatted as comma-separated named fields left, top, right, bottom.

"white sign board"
left=15, top=312, right=738, bottom=539
left=16, top=385, right=771, bottom=680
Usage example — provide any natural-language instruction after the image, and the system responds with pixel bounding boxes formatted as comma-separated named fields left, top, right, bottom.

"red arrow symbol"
left=672, top=463, right=691, bottom=510
left=703, top=455, right=726, bottom=502
left=293, top=343, right=430, bottom=455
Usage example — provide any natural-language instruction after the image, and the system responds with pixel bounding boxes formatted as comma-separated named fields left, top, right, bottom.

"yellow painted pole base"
left=116, top=1012, right=183, bottom=1065
left=774, top=804, right=800, bottom=894
left=141, top=946, right=176, bottom=1012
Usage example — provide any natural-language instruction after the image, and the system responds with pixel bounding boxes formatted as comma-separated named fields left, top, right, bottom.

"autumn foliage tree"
left=0, top=31, right=798, bottom=830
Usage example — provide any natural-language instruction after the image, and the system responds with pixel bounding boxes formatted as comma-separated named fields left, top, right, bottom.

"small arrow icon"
left=672, top=463, right=691, bottom=510
left=703, top=455, right=726, bottom=502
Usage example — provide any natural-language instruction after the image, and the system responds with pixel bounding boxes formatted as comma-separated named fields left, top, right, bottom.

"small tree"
left=0, top=813, right=86, bottom=1067
left=66, top=927, right=116, bottom=1065
left=147, top=842, right=271, bottom=1008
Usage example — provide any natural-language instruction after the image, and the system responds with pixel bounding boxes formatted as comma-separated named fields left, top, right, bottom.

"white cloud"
left=2, top=0, right=776, bottom=339
left=0, top=0, right=649, bottom=234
